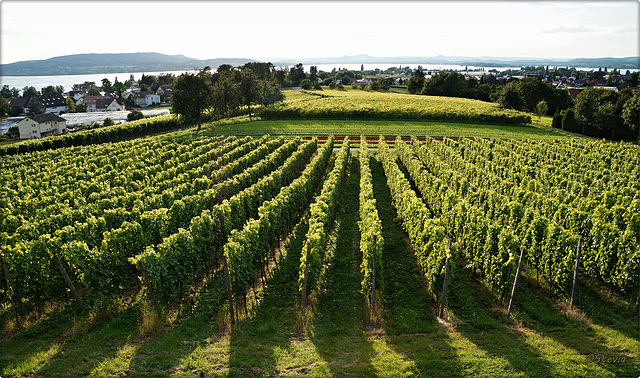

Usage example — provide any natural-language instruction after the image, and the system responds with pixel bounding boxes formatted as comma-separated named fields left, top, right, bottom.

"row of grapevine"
left=224, top=137, right=333, bottom=302
left=395, top=138, right=520, bottom=298
left=0, top=137, right=305, bottom=307
left=358, top=137, right=383, bottom=306
left=407, top=137, right=637, bottom=298
left=298, top=139, right=350, bottom=298
left=130, top=138, right=320, bottom=305
left=377, top=139, right=450, bottom=295
left=259, top=89, right=532, bottom=125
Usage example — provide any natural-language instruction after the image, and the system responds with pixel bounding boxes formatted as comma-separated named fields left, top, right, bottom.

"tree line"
left=171, top=63, right=284, bottom=130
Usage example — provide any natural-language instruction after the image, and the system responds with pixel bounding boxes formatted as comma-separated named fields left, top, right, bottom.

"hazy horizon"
left=1, top=1, right=638, bottom=65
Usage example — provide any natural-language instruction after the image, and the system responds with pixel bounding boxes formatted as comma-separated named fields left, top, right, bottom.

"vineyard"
left=259, top=89, right=533, bottom=125
left=1, top=132, right=638, bottom=376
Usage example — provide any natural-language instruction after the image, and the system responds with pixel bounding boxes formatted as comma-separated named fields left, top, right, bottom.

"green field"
left=205, top=118, right=567, bottom=139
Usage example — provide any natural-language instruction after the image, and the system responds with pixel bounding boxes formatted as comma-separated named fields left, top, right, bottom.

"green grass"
left=204, top=119, right=570, bottom=140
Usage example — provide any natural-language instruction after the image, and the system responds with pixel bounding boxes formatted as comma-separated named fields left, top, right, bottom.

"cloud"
left=543, top=26, right=594, bottom=34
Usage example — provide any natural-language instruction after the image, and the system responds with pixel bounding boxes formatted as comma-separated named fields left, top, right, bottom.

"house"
left=16, top=113, right=67, bottom=139
left=38, top=93, right=67, bottom=114
left=132, top=91, right=161, bottom=107
left=8, top=97, right=30, bottom=113
left=95, top=97, right=125, bottom=111
left=67, top=90, right=87, bottom=101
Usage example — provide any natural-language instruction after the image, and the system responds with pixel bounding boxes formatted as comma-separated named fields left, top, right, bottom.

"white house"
left=17, top=113, right=67, bottom=139
left=133, top=92, right=161, bottom=107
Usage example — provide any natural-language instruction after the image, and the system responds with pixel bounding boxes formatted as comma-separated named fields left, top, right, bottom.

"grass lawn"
left=204, top=119, right=570, bottom=140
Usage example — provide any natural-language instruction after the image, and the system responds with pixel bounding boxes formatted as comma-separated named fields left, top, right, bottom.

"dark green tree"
left=498, top=84, right=527, bottom=111
left=103, top=117, right=115, bottom=126
left=300, top=79, right=313, bottom=90
left=127, top=109, right=144, bottom=121
left=22, top=86, right=39, bottom=98
left=211, top=71, right=240, bottom=119
left=26, top=97, right=45, bottom=114
left=172, top=69, right=214, bottom=130
left=239, top=69, right=264, bottom=120
left=1, top=85, right=11, bottom=99
left=407, top=76, right=425, bottom=94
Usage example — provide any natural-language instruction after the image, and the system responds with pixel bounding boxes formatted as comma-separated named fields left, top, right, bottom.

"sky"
left=1, top=0, right=638, bottom=65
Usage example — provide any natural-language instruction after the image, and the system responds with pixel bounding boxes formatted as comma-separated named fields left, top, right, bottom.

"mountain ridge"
left=1, top=52, right=638, bottom=76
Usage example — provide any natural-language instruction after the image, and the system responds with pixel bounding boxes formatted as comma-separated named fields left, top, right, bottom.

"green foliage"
left=259, top=89, right=531, bottom=125
left=299, top=139, right=349, bottom=296
left=498, top=84, right=527, bottom=111
left=127, top=109, right=144, bottom=121
left=300, top=79, right=312, bottom=90
left=535, top=100, right=548, bottom=119
left=172, top=68, right=215, bottom=130
left=103, top=118, right=114, bottom=127
left=359, top=137, right=384, bottom=302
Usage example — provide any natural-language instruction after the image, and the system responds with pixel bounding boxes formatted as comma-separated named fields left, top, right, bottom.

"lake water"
left=2, top=65, right=637, bottom=92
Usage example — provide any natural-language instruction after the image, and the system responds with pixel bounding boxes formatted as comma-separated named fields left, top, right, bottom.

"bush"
left=300, top=79, right=313, bottom=90
left=127, top=109, right=144, bottom=122
left=103, top=118, right=114, bottom=126
left=562, top=109, right=579, bottom=132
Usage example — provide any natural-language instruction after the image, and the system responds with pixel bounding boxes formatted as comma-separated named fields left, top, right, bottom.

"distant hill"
left=276, top=54, right=639, bottom=69
left=0, top=52, right=260, bottom=76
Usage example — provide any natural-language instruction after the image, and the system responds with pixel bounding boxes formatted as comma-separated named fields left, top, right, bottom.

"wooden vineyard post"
left=2, top=258, right=26, bottom=320
left=635, top=253, right=639, bottom=314
left=223, top=253, right=235, bottom=326
left=507, top=248, right=526, bottom=316
left=438, top=238, right=452, bottom=319
left=570, top=237, right=582, bottom=310
left=371, top=235, right=377, bottom=323
left=54, top=255, right=85, bottom=311
left=301, top=241, right=311, bottom=319
left=137, top=261, right=160, bottom=314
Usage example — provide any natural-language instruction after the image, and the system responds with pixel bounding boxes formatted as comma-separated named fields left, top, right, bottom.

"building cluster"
left=6, top=81, right=173, bottom=140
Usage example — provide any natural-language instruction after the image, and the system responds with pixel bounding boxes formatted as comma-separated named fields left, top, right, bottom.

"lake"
left=2, top=65, right=637, bottom=92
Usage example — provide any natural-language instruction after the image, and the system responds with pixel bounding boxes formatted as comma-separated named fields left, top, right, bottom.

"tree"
left=309, top=66, right=318, bottom=82
left=287, top=63, right=306, bottom=87
left=76, top=103, right=87, bottom=113
left=26, top=97, right=45, bottom=114
left=341, top=76, right=351, bottom=85
left=22, top=86, right=39, bottom=98
left=127, top=109, right=144, bottom=121
left=300, top=79, right=313, bottom=90
left=622, top=90, right=639, bottom=137
left=66, top=97, right=76, bottom=112
left=113, top=80, right=126, bottom=97
left=535, top=100, right=548, bottom=120
left=1, top=85, right=11, bottom=98
left=88, top=87, right=101, bottom=96
left=211, top=71, right=240, bottom=119
left=238, top=68, right=263, bottom=120
left=406, top=76, right=425, bottom=94
left=0, top=97, right=8, bottom=116
left=172, top=69, right=214, bottom=130
left=42, top=86, right=58, bottom=94
left=498, top=84, right=527, bottom=111
left=103, top=117, right=115, bottom=126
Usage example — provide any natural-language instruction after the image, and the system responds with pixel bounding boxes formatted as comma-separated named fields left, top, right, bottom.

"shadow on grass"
left=225, top=213, right=310, bottom=376
left=369, top=156, right=464, bottom=377
left=446, top=265, right=559, bottom=377
left=506, top=271, right=640, bottom=377
left=308, top=156, right=380, bottom=377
